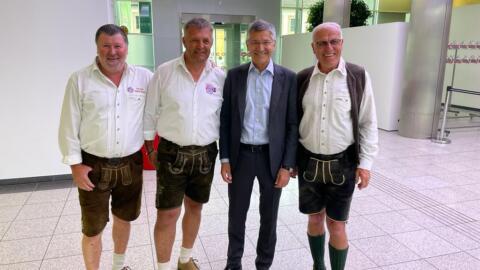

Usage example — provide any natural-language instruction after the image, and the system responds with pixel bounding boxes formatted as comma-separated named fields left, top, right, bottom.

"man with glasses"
left=144, top=18, right=225, bottom=270
left=219, top=19, right=298, bottom=270
left=297, top=22, right=378, bottom=270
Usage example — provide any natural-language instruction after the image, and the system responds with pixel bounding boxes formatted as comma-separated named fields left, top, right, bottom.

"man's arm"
left=281, top=70, right=299, bottom=169
left=357, top=71, right=379, bottom=189
left=144, top=71, right=161, bottom=141
left=58, top=76, right=83, bottom=165
left=219, top=71, right=233, bottom=183
left=58, top=76, right=94, bottom=191
left=275, top=71, right=298, bottom=188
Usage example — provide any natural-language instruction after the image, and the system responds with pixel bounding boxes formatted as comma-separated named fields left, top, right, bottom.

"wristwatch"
left=281, top=165, right=294, bottom=173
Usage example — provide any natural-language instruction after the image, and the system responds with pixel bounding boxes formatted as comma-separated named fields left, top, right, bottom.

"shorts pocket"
left=119, top=164, right=133, bottom=186
left=198, top=150, right=212, bottom=174
left=168, top=152, right=187, bottom=175
left=99, top=167, right=115, bottom=190
left=302, top=157, right=320, bottom=182
left=326, top=160, right=346, bottom=185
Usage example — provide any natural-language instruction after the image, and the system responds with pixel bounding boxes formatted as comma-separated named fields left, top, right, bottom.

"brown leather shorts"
left=78, top=150, right=143, bottom=237
left=297, top=145, right=356, bottom=221
left=155, top=139, right=218, bottom=209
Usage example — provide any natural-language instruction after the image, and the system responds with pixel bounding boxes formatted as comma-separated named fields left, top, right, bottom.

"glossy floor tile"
left=0, top=129, right=480, bottom=269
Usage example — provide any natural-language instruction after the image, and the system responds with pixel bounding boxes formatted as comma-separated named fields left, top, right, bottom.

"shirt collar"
left=312, top=57, right=346, bottom=77
left=249, top=58, right=274, bottom=75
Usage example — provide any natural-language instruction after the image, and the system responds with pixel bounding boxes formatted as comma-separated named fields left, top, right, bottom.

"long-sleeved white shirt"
left=58, top=60, right=153, bottom=165
left=299, top=58, right=378, bottom=170
left=144, top=55, right=226, bottom=146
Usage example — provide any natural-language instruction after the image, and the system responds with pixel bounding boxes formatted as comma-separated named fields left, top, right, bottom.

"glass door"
left=181, top=14, right=255, bottom=71
left=114, top=0, right=155, bottom=71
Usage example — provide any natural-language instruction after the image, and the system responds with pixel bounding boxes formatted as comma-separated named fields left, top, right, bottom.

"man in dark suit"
left=219, top=19, right=298, bottom=270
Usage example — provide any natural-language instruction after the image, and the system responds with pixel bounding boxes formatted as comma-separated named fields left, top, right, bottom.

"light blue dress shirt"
left=240, top=59, right=274, bottom=145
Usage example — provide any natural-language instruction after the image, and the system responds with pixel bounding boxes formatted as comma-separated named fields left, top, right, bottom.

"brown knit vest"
left=297, top=62, right=366, bottom=165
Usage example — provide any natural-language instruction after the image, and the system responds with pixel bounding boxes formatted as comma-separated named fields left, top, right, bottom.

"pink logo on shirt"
left=205, top=83, right=216, bottom=94
left=127, top=87, right=134, bottom=93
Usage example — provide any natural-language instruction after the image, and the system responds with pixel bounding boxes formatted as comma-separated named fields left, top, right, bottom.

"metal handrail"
left=432, top=86, right=480, bottom=144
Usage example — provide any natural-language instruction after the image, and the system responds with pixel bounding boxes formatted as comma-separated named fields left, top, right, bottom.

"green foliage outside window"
left=307, top=0, right=372, bottom=31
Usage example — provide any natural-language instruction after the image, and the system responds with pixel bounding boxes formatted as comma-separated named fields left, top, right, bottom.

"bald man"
left=296, top=22, right=378, bottom=270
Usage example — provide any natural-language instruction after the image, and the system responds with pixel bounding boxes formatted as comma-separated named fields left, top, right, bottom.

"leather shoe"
left=224, top=266, right=242, bottom=270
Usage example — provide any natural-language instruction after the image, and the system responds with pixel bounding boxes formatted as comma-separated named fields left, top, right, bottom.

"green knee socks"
left=329, top=243, right=349, bottom=270
left=307, top=233, right=326, bottom=270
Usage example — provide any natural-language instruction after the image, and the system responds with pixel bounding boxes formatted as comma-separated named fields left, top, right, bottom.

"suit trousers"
left=227, top=146, right=282, bottom=270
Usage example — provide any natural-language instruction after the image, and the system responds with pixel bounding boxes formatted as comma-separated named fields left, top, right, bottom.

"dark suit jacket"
left=219, top=62, right=298, bottom=178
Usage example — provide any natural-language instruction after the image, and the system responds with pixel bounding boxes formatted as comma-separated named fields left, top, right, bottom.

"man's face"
left=311, top=27, right=343, bottom=73
left=183, top=27, right=213, bottom=64
left=246, top=30, right=276, bottom=69
left=96, top=33, right=128, bottom=74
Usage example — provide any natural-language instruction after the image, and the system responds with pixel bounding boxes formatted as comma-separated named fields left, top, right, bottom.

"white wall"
left=281, top=23, right=408, bottom=131
left=0, top=0, right=112, bottom=180
left=151, top=0, right=281, bottom=65
left=443, top=4, right=480, bottom=109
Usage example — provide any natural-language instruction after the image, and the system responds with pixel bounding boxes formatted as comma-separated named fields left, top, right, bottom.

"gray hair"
left=183, top=17, right=213, bottom=33
left=95, top=24, right=128, bottom=45
left=312, top=22, right=343, bottom=41
left=247, top=19, right=276, bottom=41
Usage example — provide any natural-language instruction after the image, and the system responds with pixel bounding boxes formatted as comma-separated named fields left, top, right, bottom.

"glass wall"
left=114, top=0, right=155, bottom=71
left=182, top=23, right=250, bottom=71
left=280, top=0, right=411, bottom=36
left=281, top=0, right=317, bottom=36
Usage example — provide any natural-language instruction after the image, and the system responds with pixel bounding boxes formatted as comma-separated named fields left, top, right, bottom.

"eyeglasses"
left=314, top=38, right=343, bottom=48
left=248, top=40, right=274, bottom=46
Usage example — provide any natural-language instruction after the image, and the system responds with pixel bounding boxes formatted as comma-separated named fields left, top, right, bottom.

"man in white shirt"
left=58, top=24, right=153, bottom=270
left=143, top=18, right=225, bottom=270
left=296, top=22, right=378, bottom=270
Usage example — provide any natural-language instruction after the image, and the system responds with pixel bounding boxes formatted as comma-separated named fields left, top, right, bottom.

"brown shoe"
left=177, top=258, right=200, bottom=270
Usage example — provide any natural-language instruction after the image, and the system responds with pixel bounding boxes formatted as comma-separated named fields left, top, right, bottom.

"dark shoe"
left=224, top=266, right=242, bottom=270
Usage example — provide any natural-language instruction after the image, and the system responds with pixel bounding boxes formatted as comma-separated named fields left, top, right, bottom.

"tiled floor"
left=1, top=129, right=480, bottom=269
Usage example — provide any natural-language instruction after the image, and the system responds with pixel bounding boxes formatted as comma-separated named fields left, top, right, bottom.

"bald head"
left=312, top=22, right=343, bottom=41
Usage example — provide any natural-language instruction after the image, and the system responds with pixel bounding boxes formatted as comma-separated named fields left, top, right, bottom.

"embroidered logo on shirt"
left=127, top=87, right=134, bottom=93
left=134, top=87, right=145, bottom=93
left=205, top=83, right=216, bottom=94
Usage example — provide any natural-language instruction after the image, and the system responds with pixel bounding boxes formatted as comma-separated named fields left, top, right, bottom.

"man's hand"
left=145, top=138, right=160, bottom=169
left=71, top=164, right=94, bottom=191
left=275, top=168, right=291, bottom=188
left=356, top=168, right=371, bottom=190
left=148, top=150, right=158, bottom=169
left=290, top=167, right=298, bottom=178
left=221, top=163, right=233, bottom=183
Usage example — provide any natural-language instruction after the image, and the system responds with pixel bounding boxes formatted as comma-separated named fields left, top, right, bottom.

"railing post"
left=432, top=86, right=452, bottom=144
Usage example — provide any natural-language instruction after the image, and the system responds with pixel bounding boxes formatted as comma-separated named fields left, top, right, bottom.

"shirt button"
left=117, top=103, right=120, bottom=106
left=117, top=128, right=120, bottom=131
left=322, top=117, right=325, bottom=120
left=117, top=115, right=120, bottom=118
left=323, top=104, right=326, bottom=107
left=321, top=130, right=324, bottom=133
left=116, top=142, right=119, bottom=144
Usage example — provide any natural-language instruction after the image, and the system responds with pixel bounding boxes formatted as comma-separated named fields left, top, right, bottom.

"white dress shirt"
left=144, top=54, right=226, bottom=146
left=299, top=58, right=378, bottom=170
left=241, top=60, right=274, bottom=145
left=58, top=59, right=153, bottom=165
